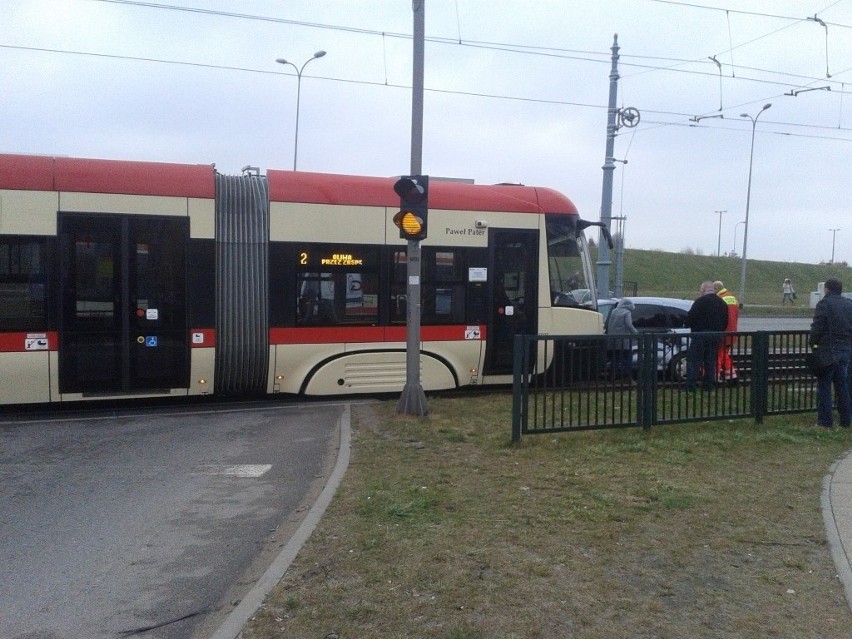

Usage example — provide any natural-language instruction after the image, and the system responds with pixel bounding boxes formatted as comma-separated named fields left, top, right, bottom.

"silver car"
left=599, top=296, right=693, bottom=380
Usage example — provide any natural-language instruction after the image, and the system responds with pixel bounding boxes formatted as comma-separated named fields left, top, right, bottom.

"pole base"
left=397, top=383, right=429, bottom=416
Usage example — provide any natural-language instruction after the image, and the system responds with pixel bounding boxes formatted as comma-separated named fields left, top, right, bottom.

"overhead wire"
left=6, top=0, right=849, bottom=142
left=3, top=39, right=850, bottom=142
left=85, top=0, right=852, bottom=92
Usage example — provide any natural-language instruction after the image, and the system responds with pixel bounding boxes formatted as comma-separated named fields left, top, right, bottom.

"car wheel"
left=668, top=352, right=688, bottom=382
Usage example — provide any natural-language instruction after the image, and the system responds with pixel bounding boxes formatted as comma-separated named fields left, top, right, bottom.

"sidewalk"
left=822, top=448, right=852, bottom=611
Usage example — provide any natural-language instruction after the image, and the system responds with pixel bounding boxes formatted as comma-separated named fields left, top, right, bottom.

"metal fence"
left=511, top=330, right=818, bottom=441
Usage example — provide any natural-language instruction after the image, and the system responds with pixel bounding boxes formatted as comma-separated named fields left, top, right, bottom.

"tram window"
left=73, top=239, right=115, bottom=318
left=343, top=272, right=379, bottom=323
left=0, top=236, right=48, bottom=330
left=294, top=244, right=380, bottom=326
left=546, top=215, right=590, bottom=303
left=391, top=249, right=407, bottom=281
left=297, top=273, right=338, bottom=324
left=187, top=239, right=215, bottom=327
left=390, top=250, right=407, bottom=323
left=423, top=249, right=465, bottom=324
left=296, top=271, right=379, bottom=325
left=391, top=248, right=466, bottom=324
left=434, top=251, right=463, bottom=281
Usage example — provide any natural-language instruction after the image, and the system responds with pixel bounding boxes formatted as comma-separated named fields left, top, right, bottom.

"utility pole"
left=596, top=34, right=619, bottom=301
left=829, top=228, right=840, bottom=264
left=397, top=0, right=428, bottom=416
left=715, top=210, right=727, bottom=256
left=595, top=36, right=639, bottom=299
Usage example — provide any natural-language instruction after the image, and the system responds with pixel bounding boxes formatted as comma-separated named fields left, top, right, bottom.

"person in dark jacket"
left=685, top=281, right=729, bottom=390
left=809, top=277, right=852, bottom=428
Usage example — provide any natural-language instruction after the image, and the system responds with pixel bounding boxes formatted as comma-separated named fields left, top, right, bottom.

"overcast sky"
left=2, top=0, right=850, bottom=264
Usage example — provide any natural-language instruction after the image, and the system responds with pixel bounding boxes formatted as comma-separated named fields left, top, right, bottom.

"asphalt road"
left=738, top=316, right=811, bottom=331
left=0, top=401, right=344, bottom=639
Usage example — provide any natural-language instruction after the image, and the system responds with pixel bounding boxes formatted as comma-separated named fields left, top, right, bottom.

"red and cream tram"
left=0, top=153, right=604, bottom=404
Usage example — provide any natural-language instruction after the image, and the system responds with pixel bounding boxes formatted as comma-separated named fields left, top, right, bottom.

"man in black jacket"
left=809, top=278, right=852, bottom=428
left=685, top=281, right=729, bottom=390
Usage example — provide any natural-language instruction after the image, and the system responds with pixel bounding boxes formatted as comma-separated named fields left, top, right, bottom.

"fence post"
left=511, top=334, right=527, bottom=443
left=636, top=332, right=655, bottom=430
left=752, top=331, right=769, bottom=424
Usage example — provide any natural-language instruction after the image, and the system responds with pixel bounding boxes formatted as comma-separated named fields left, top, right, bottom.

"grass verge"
left=242, top=394, right=852, bottom=639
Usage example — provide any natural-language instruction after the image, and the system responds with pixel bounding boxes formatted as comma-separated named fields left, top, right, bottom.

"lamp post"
left=715, top=209, right=727, bottom=256
left=275, top=50, right=326, bottom=170
left=732, top=220, right=745, bottom=256
left=737, top=103, right=772, bottom=309
left=829, top=228, right=840, bottom=264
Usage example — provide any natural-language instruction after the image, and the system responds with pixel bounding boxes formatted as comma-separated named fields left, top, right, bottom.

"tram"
left=0, top=153, right=605, bottom=405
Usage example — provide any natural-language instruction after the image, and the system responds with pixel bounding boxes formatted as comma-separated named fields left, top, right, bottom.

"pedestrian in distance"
left=782, top=278, right=796, bottom=305
left=809, top=277, right=852, bottom=428
left=685, top=281, right=729, bottom=390
left=713, top=281, right=739, bottom=384
left=607, top=298, right=639, bottom=380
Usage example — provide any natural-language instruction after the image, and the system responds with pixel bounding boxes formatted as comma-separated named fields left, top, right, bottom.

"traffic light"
left=393, top=175, right=429, bottom=241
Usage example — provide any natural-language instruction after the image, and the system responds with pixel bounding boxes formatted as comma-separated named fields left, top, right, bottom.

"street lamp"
left=737, top=103, right=772, bottom=308
left=715, top=209, right=727, bottom=256
left=829, top=228, right=841, bottom=264
left=732, top=220, right=745, bottom=256
left=275, top=50, right=327, bottom=170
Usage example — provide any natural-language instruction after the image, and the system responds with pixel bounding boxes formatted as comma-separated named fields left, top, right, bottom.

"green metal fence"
left=511, top=331, right=817, bottom=442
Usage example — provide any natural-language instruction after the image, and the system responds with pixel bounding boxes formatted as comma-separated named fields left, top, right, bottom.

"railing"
left=511, top=331, right=815, bottom=441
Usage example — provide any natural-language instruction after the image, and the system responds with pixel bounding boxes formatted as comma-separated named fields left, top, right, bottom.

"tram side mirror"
left=577, top=219, right=614, bottom=249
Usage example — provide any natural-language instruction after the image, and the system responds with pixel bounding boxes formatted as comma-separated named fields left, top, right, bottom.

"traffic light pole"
left=398, top=240, right=427, bottom=415
left=397, top=0, right=428, bottom=416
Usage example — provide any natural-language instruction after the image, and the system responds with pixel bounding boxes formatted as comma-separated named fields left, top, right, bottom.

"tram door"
left=483, top=229, right=538, bottom=375
left=58, top=214, right=189, bottom=394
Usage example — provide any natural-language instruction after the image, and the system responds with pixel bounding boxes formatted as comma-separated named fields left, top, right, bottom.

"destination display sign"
left=298, top=246, right=374, bottom=269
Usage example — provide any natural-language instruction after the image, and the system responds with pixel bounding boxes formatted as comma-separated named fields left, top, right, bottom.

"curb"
left=821, top=448, right=852, bottom=613
left=210, top=403, right=352, bottom=639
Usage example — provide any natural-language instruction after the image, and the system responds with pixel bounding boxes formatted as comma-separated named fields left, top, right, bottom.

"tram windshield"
left=546, top=215, right=597, bottom=309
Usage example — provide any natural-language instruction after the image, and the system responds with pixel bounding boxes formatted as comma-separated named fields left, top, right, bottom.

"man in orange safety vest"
left=713, top=280, right=739, bottom=383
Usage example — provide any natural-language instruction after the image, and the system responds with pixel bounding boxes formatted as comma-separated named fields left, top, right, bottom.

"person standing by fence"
left=809, top=277, right=852, bottom=428
left=607, top=298, right=639, bottom=380
left=685, top=281, right=729, bottom=390
left=713, top=281, right=739, bottom=384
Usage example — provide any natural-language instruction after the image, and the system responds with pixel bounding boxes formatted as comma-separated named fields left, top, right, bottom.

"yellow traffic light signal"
left=393, top=175, right=429, bottom=240
left=393, top=210, right=424, bottom=236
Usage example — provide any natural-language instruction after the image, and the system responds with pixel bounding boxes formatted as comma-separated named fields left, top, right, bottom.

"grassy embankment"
left=600, top=248, right=851, bottom=313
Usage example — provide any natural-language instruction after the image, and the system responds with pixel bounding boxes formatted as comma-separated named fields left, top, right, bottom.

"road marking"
left=220, top=464, right=272, bottom=478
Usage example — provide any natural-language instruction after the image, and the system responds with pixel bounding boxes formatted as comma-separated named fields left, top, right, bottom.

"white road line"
left=193, top=464, right=273, bottom=478
left=220, top=464, right=272, bottom=478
